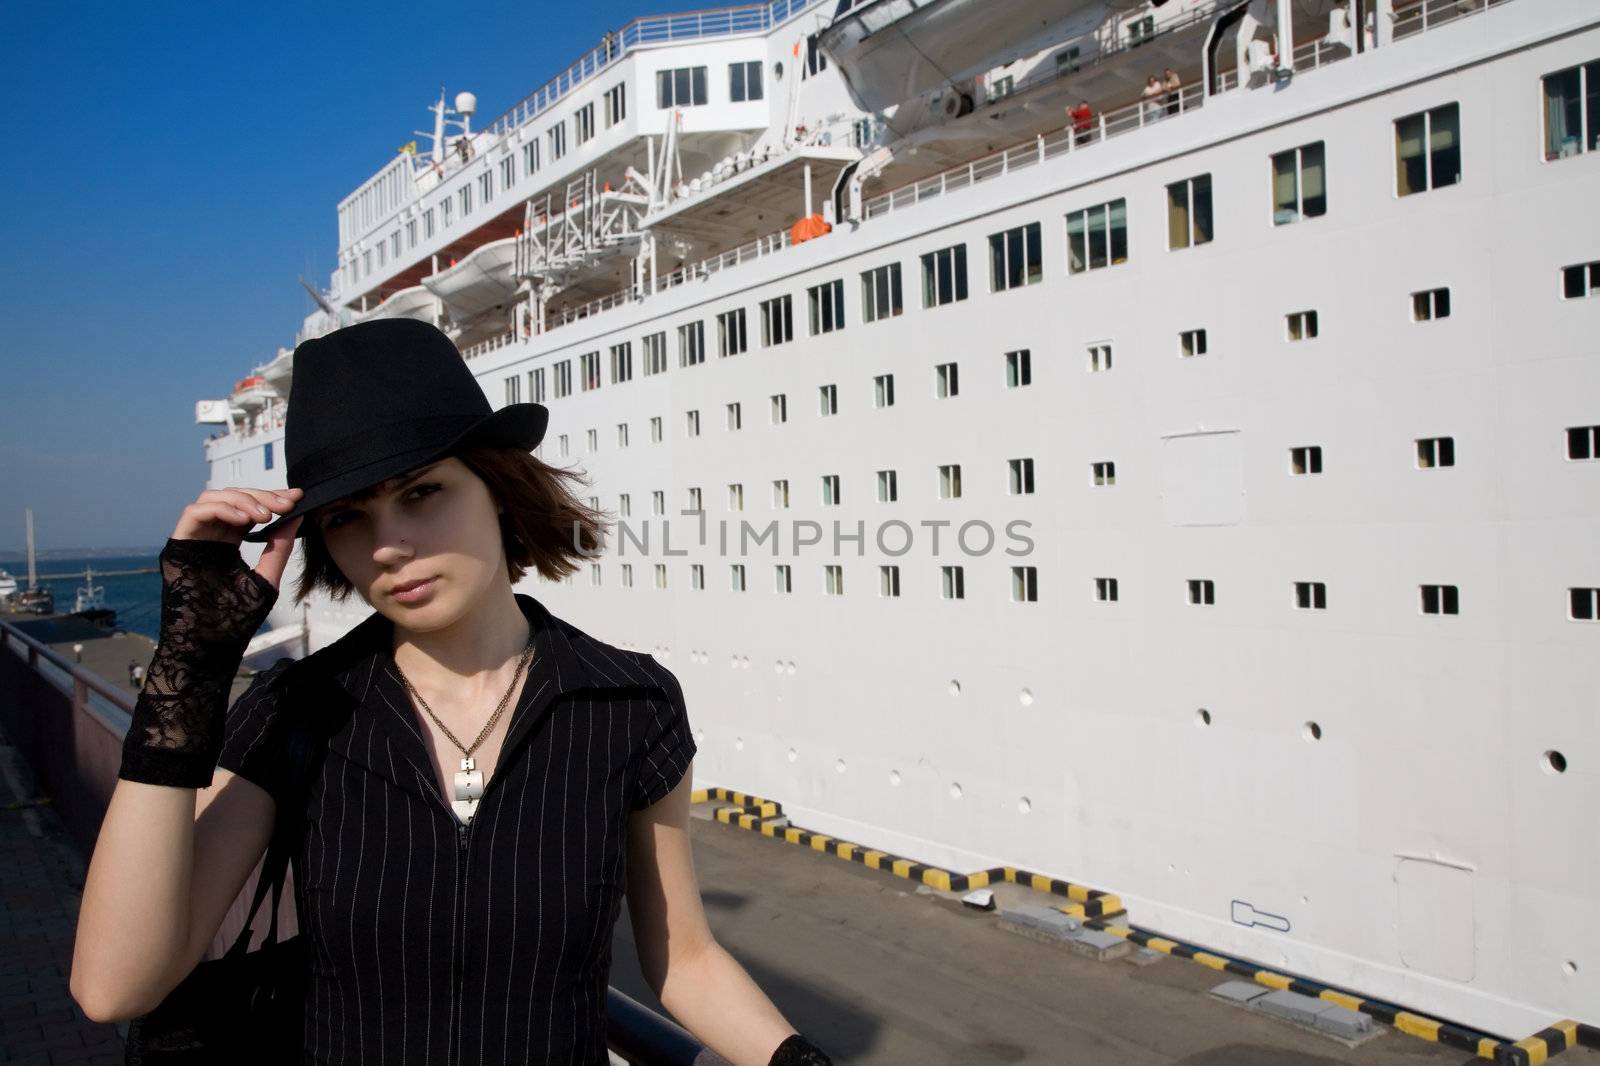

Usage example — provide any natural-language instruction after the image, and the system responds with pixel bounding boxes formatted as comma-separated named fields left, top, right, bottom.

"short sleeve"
left=216, top=657, right=296, bottom=800
left=631, top=670, right=697, bottom=811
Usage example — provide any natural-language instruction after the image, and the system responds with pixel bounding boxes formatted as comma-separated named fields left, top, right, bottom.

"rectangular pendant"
left=452, top=797, right=477, bottom=823
left=454, top=768, right=485, bottom=801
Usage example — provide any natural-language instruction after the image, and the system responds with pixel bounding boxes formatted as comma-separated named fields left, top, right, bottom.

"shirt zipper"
left=451, top=815, right=470, bottom=1066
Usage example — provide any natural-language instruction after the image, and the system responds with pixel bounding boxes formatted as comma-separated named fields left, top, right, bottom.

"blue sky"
left=0, top=0, right=695, bottom=553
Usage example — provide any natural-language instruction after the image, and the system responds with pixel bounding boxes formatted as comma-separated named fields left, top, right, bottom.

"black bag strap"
left=224, top=675, right=322, bottom=960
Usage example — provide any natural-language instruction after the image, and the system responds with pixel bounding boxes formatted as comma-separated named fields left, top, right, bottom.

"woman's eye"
left=322, top=512, right=351, bottom=530
left=407, top=483, right=442, bottom=501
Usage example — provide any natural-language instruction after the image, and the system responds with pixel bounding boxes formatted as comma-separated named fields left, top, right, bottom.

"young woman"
left=70, top=320, right=833, bottom=1065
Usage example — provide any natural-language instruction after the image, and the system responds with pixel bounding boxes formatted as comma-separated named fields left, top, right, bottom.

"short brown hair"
left=291, top=446, right=607, bottom=606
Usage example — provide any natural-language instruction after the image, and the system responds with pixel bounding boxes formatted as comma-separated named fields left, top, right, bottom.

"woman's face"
left=312, top=455, right=507, bottom=632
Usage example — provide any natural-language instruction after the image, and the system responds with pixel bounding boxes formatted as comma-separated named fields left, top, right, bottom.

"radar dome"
left=455, top=91, right=478, bottom=116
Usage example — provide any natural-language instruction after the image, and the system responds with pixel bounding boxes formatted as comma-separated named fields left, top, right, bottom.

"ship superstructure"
left=200, top=0, right=1600, bottom=1039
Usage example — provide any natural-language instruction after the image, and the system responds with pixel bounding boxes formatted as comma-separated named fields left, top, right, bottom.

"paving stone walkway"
left=0, top=727, right=124, bottom=1066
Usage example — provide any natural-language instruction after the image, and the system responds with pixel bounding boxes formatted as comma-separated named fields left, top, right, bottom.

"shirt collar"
left=305, top=591, right=667, bottom=706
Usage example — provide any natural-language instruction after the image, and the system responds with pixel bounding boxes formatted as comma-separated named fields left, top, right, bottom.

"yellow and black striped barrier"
left=1506, top=1020, right=1600, bottom=1065
left=695, top=787, right=1597, bottom=1063
left=1079, top=919, right=1600, bottom=1064
left=694, top=787, right=1124, bottom=918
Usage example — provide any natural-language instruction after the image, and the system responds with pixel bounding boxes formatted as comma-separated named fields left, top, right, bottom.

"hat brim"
left=240, top=402, right=548, bottom=543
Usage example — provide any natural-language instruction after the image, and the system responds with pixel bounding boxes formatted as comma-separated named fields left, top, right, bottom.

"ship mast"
left=24, top=508, right=36, bottom=590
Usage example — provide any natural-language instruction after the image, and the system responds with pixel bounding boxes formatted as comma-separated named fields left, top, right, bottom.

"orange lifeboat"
left=789, top=213, right=832, bottom=245
left=232, top=375, right=266, bottom=394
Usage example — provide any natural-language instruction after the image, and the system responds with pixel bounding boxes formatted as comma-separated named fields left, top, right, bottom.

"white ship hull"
left=206, top=0, right=1599, bottom=1040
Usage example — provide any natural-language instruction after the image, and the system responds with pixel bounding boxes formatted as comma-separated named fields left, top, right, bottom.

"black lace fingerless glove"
left=768, top=1034, right=833, bottom=1066
left=117, top=537, right=278, bottom=789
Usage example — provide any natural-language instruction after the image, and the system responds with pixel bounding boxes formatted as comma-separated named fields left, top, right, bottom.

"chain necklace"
left=394, top=626, right=536, bottom=825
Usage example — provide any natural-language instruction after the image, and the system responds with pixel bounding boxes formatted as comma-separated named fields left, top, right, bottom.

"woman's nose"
left=369, top=515, right=415, bottom=562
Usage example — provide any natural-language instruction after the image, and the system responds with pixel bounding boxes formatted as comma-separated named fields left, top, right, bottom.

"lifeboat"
left=358, top=284, right=439, bottom=324
left=231, top=375, right=276, bottom=411
left=259, top=346, right=295, bottom=393
left=422, top=236, right=520, bottom=317
left=820, top=0, right=1114, bottom=112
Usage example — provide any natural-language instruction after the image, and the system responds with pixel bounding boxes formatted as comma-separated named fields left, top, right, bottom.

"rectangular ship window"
left=642, top=331, right=668, bottom=375
left=760, top=294, right=794, bottom=345
left=989, top=222, right=1042, bottom=291
left=1412, top=288, right=1451, bottom=320
left=1009, top=458, right=1034, bottom=495
left=717, top=308, right=747, bottom=356
left=657, top=66, right=708, bottom=108
left=1066, top=199, right=1127, bottom=273
left=1421, top=584, right=1459, bottom=615
left=1166, top=174, right=1213, bottom=250
left=1568, top=425, right=1600, bottom=460
left=1286, top=310, right=1319, bottom=341
left=1562, top=259, right=1600, bottom=299
left=874, top=374, right=895, bottom=408
left=604, top=82, right=627, bottom=127
left=1006, top=349, right=1031, bottom=387
left=880, top=565, right=900, bottom=598
left=1290, top=446, right=1323, bottom=475
left=942, top=565, right=965, bottom=600
left=939, top=464, right=961, bottom=499
left=678, top=321, right=705, bottom=367
left=1542, top=61, right=1598, bottom=160
left=729, top=60, right=763, bottom=102
left=610, top=342, right=633, bottom=383
left=1416, top=437, right=1455, bottom=468
left=1012, top=567, right=1038, bottom=603
left=1294, top=581, right=1327, bottom=609
left=1395, top=102, right=1461, bottom=196
left=1271, top=141, right=1326, bottom=224
left=920, top=244, right=968, bottom=307
left=861, top=263, right=903, bottom=322
left=808, top=279, right=845, bottom=335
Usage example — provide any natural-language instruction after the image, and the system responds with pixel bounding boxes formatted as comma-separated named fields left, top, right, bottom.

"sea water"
left=3, top=553, right=163, bottom=640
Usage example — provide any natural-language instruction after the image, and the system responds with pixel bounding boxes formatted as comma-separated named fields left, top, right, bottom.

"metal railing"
left=460, top=330, right=520, bottom=361
left=475, top=0, right=827, bottom=150
left=862, top=0, right=1509, bottom=221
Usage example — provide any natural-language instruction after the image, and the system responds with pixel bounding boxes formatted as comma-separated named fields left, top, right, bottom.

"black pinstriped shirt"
left=216, top=592, right=696, bottom=1066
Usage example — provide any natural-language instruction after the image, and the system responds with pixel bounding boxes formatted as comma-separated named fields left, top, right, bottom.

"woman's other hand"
left=170, top=486, right=305, bottom=591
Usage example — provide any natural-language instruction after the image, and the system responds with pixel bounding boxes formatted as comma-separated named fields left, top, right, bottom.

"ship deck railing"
left=464, top=0, right=825, bottom=167
left=449, top=0, right=1510, bottom=363
left=0, top=616, right=725, bottom=1064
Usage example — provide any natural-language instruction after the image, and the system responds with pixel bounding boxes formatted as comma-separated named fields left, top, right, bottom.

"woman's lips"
left=392, top=577, right=437, bottom=604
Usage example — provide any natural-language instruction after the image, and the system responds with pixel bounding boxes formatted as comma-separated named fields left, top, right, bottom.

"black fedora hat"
left=241, top=319, right=547, bottom=543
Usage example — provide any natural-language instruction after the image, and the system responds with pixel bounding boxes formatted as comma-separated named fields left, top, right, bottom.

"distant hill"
left=0, top=546, right=163, bottom=562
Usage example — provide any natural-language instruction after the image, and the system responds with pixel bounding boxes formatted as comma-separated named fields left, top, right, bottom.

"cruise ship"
left=199, top=0, right=1600, bottom=1042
